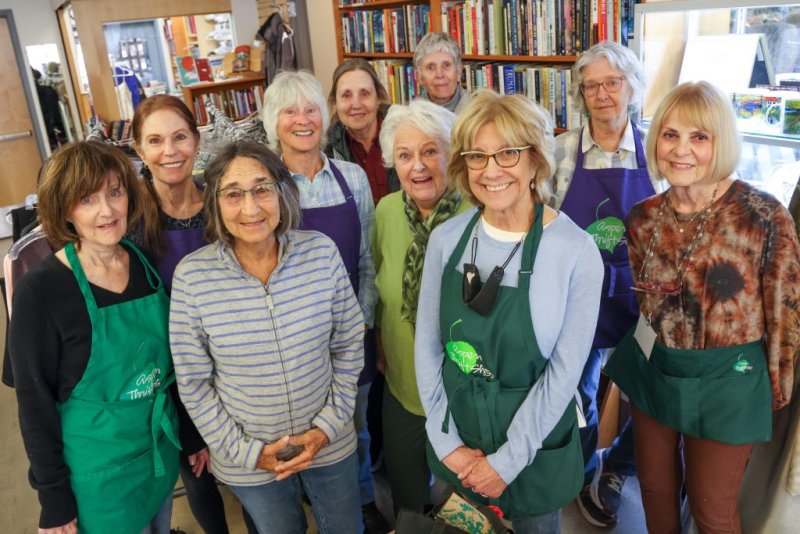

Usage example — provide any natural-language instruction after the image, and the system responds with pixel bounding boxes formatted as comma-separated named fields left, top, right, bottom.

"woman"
left=9, top=141, right=180, bottom=533
left=414, top=32, right=470, bottom=114
left=551, top=40, right=661, bottom=526
left=169, top=141, right=364, bottom=534
left=130, top=94, right=238, bottom=534
left=262, top=70, right=379, bottom=526
left=604, top=81, right=800, bottom=534
left=373, top=99, right=468, bottom=514
left=326, top=58, right=400, bottom=203
left=415, top=91, right=603, bottom=532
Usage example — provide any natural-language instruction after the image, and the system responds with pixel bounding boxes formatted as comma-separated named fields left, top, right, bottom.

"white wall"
left=230, top=0, right=259, bottom=47
left=307, top=0, right=337, bottom=97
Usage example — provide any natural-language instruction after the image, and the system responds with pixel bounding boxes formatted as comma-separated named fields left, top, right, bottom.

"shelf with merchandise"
left=632, top=0, right=800, bottom=208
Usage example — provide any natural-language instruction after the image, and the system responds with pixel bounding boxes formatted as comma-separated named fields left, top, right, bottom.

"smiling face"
left=393, top=124, right=448, bottom=217
left=656, top=110, right=715, bottom=189
left=335, top=69, right=380, bottom=137
left=276, top=97, right=323, bottom=156
left=69, top=174, right=128, bottom=249
left=468, top=121, right=536, bottom=231
left=581, top=57, right=633, bottom=125
left=417, top=50, right=462, bottom=105
left=218, top=157, right=281, bottom=250
left=136, top=109, right=199, bottom=186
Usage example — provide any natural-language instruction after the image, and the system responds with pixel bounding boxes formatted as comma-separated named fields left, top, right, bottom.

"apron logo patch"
left=445, top=319, right=496, bottom=380
left=585, top=198, right=625, bottom=253
left=732, top=355, right=753, bottom=374
left=120, top=362, right=162, bottom=400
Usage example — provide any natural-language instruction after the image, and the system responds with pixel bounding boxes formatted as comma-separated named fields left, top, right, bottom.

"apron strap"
left=121, top=239, right=164, bottom=291
left=150, top=373, right=181, bottom=477
left=64, top=242, right=100, bottom=316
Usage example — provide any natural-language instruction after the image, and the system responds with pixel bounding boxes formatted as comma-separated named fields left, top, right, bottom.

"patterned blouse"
left=627, top=180, right=800, bottom=409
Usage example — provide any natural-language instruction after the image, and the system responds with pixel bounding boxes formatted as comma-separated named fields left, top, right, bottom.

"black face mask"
left=462, top=234, right=523, bottom=316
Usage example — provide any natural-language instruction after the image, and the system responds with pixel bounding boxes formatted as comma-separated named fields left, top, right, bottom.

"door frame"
left=0, top=9, right=48, bottom=162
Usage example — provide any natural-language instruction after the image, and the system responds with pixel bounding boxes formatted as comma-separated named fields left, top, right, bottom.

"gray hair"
left=571, top=41, right=646, bottom=115
left=413, top=32, right=462, bottom=71
left=261, top=70, right=330, bottom=154
left=379, top=100, right=456, bottom=167
left=203, top=141, right=302, bottom=247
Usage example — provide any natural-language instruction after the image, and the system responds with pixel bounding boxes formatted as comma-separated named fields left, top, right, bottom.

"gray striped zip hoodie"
left=169, top=230, right=363, bottom=486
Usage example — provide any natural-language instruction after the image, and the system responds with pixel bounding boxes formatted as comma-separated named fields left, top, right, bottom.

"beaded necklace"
left=635, top=183, right=719, bottom=322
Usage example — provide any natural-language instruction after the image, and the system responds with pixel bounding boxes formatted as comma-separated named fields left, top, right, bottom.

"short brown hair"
left=37, top=141, right=143, bottom=249
left=203, top=141, right=301, bottom=247
left=448, top=91, right=554, bottom=207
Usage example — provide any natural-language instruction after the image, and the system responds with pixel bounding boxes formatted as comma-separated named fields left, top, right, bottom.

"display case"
left=630, top=0, right=800, bottom=207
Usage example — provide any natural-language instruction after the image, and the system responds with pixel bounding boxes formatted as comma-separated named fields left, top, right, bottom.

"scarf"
left=401, top=188, right=462, bottom=325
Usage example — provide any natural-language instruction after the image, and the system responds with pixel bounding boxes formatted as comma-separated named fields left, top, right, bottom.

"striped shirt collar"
left=581, top=120, right=636, bottom=155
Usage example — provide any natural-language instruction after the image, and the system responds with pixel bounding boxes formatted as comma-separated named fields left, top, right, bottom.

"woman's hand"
left=39, top=518, right=77, bottom=534
left=256, top=436, right=291, bottom=473
left=442, top=445, right=484, bottom=476
left=274, top=428, right=330, bottom=480
left=459, top=457, right=507, bottom=499
left=188, top=447, right=211, bottom=478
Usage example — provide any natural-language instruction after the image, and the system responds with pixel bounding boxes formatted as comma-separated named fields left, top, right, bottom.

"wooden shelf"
left=182, top=74, right=266, bottom=126
left=338, top=0, right=428, bottom=11
left=343, top=51, right=414, bottom=59
left=462, top=54, right=578, bottom=63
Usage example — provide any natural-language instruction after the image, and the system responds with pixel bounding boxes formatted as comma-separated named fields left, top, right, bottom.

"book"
left=175, top=56, right=199, bottom=86
left=195, top=58, right=213, bottom=83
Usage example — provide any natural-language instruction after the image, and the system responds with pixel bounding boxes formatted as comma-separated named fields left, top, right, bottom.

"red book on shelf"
left=195, top=58, right=213, bottom=82
left=598, top=0, right=608, bottom=41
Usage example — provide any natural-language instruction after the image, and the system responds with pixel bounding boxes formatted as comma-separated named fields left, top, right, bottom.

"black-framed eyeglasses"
left=460, top=146, right=532, bottom=170
left=579, top=76, right=626, bottom=96
left=217, top=182, right=279, bottom=206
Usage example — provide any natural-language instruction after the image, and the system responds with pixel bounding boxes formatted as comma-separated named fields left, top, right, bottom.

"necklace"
left=636, top=183, right=719, bottom=322
left=669, top=187, right=716, bottom=233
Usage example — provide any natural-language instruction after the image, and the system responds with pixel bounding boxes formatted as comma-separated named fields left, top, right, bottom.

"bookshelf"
left=333, top=0, right=644, bottom=129
left=182, top=74, right=266, bottom=127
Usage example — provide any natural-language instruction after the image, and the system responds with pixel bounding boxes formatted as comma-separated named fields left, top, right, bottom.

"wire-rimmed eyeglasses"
left=579, top=76, right=626, bottom=96
left=217, top=182, right=279, bottom=206
left=460, top=146, right=532, bottom=170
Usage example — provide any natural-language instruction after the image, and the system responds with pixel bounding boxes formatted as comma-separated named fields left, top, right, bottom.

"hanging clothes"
left=255, top=12, right=296, bottom=84
left=112, top=66, right=145, bottom=119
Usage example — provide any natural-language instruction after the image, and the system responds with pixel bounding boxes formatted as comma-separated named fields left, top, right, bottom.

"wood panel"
left=70, top=0, right=230, bottom=122
left=0, top=17, right=42, bottom=206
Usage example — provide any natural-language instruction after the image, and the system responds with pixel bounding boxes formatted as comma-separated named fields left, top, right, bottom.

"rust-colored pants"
left=631, top=405, right=754, bottom=534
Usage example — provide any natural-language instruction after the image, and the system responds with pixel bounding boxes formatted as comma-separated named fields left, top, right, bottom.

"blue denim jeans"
left=580, top=348, right=636, bottom=483
left=512, top=509, right=560, bottom=534
left=139, top=495, right=173, bottom=534
left=355, top=382, right=374, bottom=505
left=229, top=452, right=363, bottom=534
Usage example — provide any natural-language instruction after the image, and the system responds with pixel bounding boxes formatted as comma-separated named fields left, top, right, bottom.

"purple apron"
left=298, top=160, right=375, bottom=383
left=157, top=227, right=206, bottom=294
left=560, top=124, right=655, bottom=348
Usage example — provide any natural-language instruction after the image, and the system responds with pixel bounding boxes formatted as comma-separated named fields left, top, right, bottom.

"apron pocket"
left=698, top=372, right=772, bottom=444
left=505, top=422, right=583, bottom=518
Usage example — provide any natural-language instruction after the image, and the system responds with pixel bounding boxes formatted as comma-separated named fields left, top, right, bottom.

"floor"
left=0, top=235, right=648, bottom=533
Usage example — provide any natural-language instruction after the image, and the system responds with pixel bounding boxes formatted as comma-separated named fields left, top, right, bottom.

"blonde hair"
left=646, top=81, right=740, bottom=184
left=448, top=91, right=554, bottom=207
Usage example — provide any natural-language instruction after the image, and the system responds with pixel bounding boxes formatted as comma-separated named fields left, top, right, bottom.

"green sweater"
left=372, top=191, right=471, bottom=415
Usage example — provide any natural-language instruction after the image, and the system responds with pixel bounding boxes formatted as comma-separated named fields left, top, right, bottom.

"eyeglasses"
left=217, top=183, right=279, bottom=206
left=579, top=77, right=626, bottom=96
left=631, top=280, right=681, bottom=296
left=460, top=146, right=532, bottom=170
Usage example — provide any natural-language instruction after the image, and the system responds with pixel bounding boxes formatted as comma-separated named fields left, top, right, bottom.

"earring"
left=530, top=179, right=535, bottom=191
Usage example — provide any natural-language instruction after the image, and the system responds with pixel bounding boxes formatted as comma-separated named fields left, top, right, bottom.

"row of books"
left=369, top=58, right=584, bottom=130
left=340, top=4, right=431, bottom=54
left=463, top=62, right=584, bottom=129
left=441, top=0, right=639, bottom=57
left=189, top=86, right=265, bottom=126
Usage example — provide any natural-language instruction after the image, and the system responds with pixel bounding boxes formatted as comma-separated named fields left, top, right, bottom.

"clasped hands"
left=256, top=427, right=329, bottom=481
left=443, top=445, right=508, bottom=499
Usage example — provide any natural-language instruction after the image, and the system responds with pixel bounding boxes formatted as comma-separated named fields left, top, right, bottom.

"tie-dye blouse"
left=627, top=180, right=800, bottom=409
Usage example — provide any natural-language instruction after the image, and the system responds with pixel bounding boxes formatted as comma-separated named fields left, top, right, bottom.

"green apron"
left=58, top=240, right=181, bottom=534
left=604, top=328, right=772, bottom=445
left=427, top=208, right=583, bottom=520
